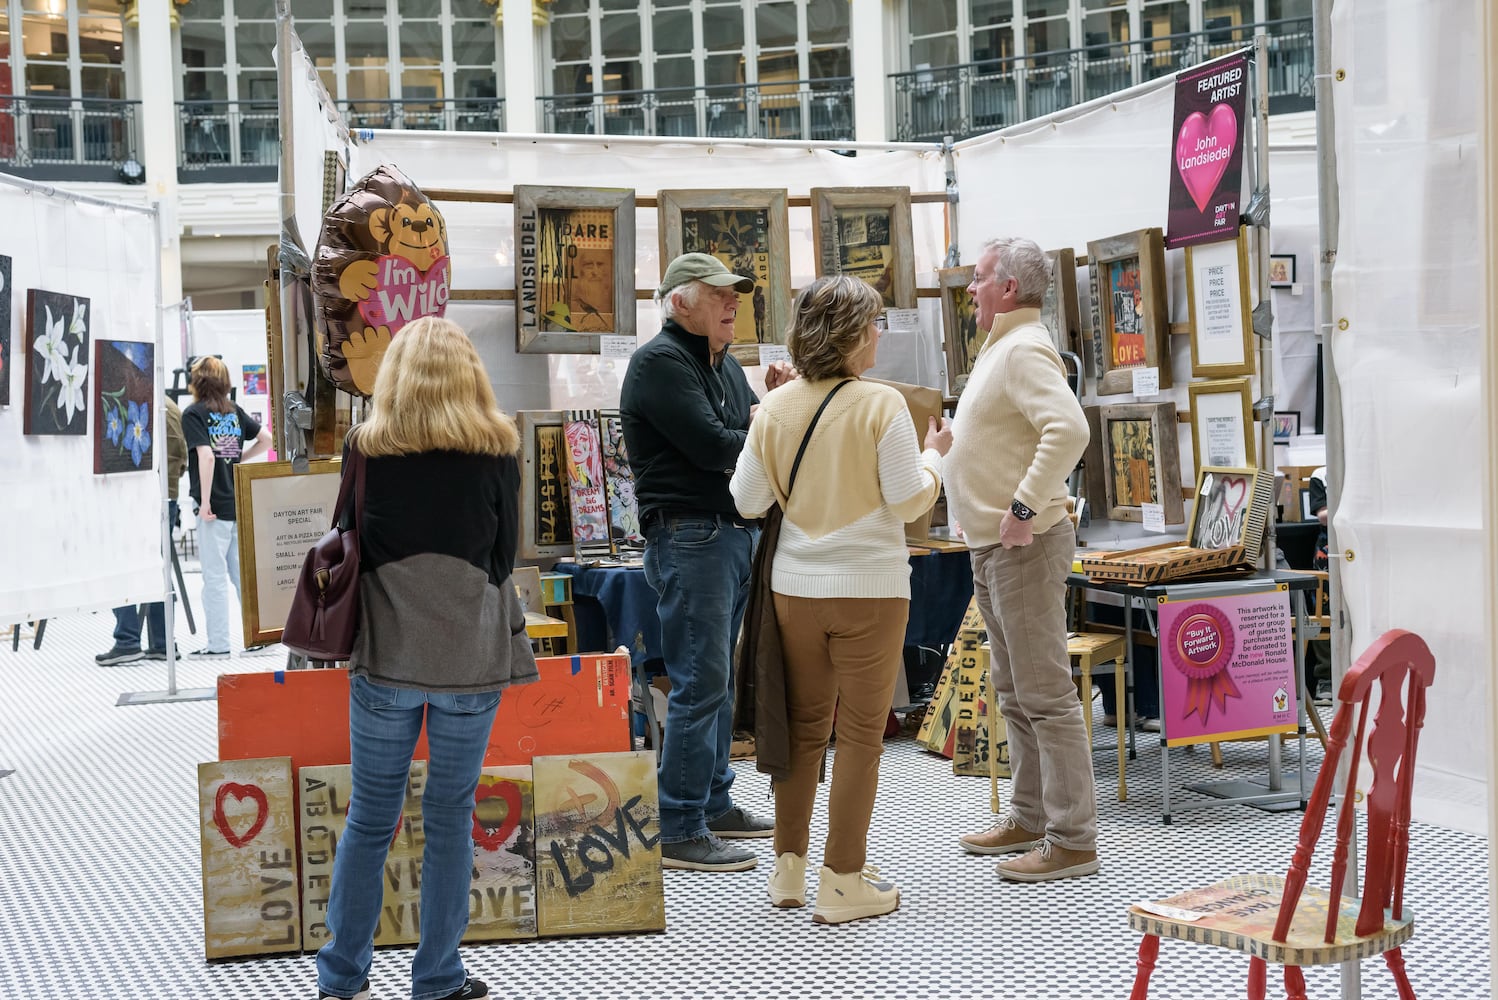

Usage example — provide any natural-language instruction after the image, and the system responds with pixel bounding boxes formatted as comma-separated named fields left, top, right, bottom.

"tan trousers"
left=970, top=521, right=1098, bottom=851
left=772, top=594, right=908, bottom=874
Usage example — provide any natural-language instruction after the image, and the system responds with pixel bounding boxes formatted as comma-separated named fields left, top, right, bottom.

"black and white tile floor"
left=0, top=568, right=1489, bottom=999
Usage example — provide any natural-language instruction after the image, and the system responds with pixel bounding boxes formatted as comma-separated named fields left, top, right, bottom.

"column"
left=133, top=1, right=183, bottom=307
left=850, top=0, right=890, bottom=142
left=503, top=0, right=541, bottom=133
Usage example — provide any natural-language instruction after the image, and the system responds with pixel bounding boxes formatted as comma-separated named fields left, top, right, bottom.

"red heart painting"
left=1221, top=475, right=1249, bottom=517
left=213, top=782, right=269, bottom=849
left=472, top=780, right=523, bottom=852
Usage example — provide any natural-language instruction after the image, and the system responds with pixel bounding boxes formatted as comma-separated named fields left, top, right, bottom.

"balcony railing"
left=891, top=17, right=1313, bottom=142
left=338, top=97, right=506, bottom=133
left=538, top=78, right=855, bottom=142
left=0, top=96, right=141, bottom=180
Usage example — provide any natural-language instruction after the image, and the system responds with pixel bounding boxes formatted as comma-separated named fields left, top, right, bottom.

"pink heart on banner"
left=1175, top=104, right=1238, bottom=213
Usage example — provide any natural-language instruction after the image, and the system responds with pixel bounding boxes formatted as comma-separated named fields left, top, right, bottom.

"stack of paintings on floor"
left=916, top=598, right=1010, bottom=778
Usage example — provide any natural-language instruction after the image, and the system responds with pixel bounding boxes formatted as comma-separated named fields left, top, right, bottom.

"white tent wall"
left=1265, top=146, right=1323, bottom=432
left=0, top=184, right=164, bottom=626
left=1332, top=0, right=1489, bottom=834
left=340, top=133, right=949, bottom=409
left=190, top=309, right=276, bottom=460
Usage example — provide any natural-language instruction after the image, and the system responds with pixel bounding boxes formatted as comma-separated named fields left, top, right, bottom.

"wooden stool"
left=1068, top=631, right=1128, bottom=801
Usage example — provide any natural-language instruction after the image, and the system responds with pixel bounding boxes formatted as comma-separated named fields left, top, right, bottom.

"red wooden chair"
left=1126, top=628, right=1435, bottom=1000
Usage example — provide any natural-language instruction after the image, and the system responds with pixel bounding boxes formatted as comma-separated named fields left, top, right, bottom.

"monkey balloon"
left=312, top=164, right=451, bottom=396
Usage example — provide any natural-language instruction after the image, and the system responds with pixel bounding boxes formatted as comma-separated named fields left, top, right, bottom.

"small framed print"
left=1084, top=401, right=1184, bottom=524
left=513, top=185, right=637, bottom=355
left=1272, top=410, right=1301, bottom=442
left=809, top=186, right=916, bottom=310
left=658, top=189, right=791, bottom=367
left=1186, top=377, right=1255, bottom=474
left=1189, top=465, right=1263, bottom=551
left=597, top=409, right=645, bottom=552
left=938, top=265, right=980, bottom=396
left=1085, top=228, right=1170, bottom=395
left=1041, top=247, right=1083, bottom=361
left=1269, top=253, right=1296, bottom=288
left=519, top=411, right=576, bottom=560
left=1185, top=231, right=1255, bottom=378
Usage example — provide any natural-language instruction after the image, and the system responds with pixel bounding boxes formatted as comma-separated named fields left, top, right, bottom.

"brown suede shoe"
left=996, top=841, right=1100, bottom=882
left=958, top=815, right=1042, bottom=856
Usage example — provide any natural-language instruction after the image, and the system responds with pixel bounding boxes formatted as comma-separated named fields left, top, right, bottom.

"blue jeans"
left=111, top=603, right=165, bottom=652
left=642, top=515, right=756, bottom=843
left=317, top=676, right=500, bottom=1000
left=199, top=516, right=240, bottom=652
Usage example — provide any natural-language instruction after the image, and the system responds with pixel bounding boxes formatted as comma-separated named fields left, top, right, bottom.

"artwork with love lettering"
left=533, top=750, right=665, bottom=937
left=93, top=340, right=154, bottom=475
left=598, top=410, right=644, bottom=551
left=198, top=756, right=301, bottom=959
left=468, top=766, right=539, bottom=941
left=1190, top=467, right=1259, bottom=551
left=564, top=410, right=610, bottom=554
left=24, top=289, right=90, bottom=435
left=520, top=412, right=576, bottom=560
left=1086, top=229, right=1170, bottom=395
left=1167, top=50, right=1250, bottom=249
left=312, top=164, right=451, bottom=396
left=514, top=185, right=636, bottom=355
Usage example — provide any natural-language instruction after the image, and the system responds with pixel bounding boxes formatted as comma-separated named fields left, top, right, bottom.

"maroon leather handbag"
left=282, top=444, right=365, bottom=661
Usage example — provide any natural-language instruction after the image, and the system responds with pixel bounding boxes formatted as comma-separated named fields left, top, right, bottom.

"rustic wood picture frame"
left=1095, top=401, right=1183, bottom=523
left=519, top=410, right=576, bottom=560
left=1187, top=376, right=1256, bottom=476
left=513, top=184, right=636, bottom=355
left=1185, top=230, right=1255, bottom=378
left=937, top=264, right=979, bottom=396
left=1085, top=227, right=1171, bottom=395
left=809, top=186, right=916, bottom=310
left=1042, top=247, right=1084, bottom=361
left=657, top=188, right=791, bottom=367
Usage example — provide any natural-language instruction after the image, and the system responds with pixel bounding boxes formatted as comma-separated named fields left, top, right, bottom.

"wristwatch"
left=1010, top=499, right=1037, bottom=521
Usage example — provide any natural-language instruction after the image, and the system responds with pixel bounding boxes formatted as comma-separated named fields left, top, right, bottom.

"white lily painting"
left=24, top=289, right=91, bottom=435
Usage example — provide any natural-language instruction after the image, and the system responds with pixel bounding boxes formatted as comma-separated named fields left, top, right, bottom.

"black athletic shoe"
left=318, top=981, right=370, bottom=1000
left=434, top=979, right=488, bottom=1000
left=95, top=645, right=143, bottom=666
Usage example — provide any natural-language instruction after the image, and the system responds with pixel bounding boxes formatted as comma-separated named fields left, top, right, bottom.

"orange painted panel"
left=218, top=655, right=632, bottom=773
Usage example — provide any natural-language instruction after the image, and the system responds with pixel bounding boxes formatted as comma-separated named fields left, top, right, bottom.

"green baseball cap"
left=658, top=252, right=754, bottom=298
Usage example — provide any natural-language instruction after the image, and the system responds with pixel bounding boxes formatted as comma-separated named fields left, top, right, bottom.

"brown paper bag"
left=864, top=377, right=944, bottom=543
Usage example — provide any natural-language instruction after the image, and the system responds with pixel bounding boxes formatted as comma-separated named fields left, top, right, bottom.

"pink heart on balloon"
left=1175, top=104, right=1238, bottom=213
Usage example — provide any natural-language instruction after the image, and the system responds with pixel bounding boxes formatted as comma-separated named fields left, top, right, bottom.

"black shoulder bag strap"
left=786, top=378, right=855, bottom=499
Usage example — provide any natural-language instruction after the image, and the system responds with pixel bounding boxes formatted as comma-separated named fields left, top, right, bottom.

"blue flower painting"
left=93, top=339, right=155, bottom=475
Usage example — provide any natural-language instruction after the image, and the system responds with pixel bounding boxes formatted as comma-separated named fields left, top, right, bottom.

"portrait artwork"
left=538, top=208, right=616, bottom=335
left=242, top=363, right=267, bottom=396
left=24, top=289, right=90, bottom=435
left=659, top=189, right=791, bottom=366
left=563, top=410, right=610, bottom=553
left=515, top=185, right=636, bottom=354
left=93, top=340, right=155, bottom=475
left=598, top=411, right=644, bottom=551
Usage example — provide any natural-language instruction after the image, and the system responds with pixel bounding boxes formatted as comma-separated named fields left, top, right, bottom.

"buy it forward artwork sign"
left=1166, top=51, right=1249, bottom=250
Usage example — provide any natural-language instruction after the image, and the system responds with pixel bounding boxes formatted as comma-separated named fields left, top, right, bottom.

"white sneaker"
left=768, top=852, right=807, bottom=908
left=812, top=864, right=899, bottom=925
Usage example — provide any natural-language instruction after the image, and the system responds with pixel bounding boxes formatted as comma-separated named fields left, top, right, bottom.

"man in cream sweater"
left=946, top=237, right=1099, bottom=882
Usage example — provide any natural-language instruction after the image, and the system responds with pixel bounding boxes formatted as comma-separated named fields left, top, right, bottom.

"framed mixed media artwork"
left=1085, top=229, right=1170, bottom=395
left=1186, top=377, right=1255, bottom=475
left=1190, top=466, right=1267, bottom=552
left=1269, top=253, right=1296, bottom=288
left=563, top=409, right=611, bottom=557
left=93, top=340, right=155, bottom=475
left=1086, top=401, right=1184, bottom=524
left=1272, top=410, right=1301, bottom=441
left=232, top=459, right=343, bottom=647
left=938, top=265, right=980, bottom=396
left=24, top=289, right=90, bottom=435
left=598, top=410, right=644, bottom=551
left=657, top=188, right=790, bottom=366
left=514, top=185, right=637, bottom=355
left=519, top=411, right=576, bottom=560
left=809, top=187, right=916, bottom=310
left=1041, top=247, right=1083, bottom=361
left=1185, top=230, right=1255, bottom=378
left=0, top=255, right=10, bottom=406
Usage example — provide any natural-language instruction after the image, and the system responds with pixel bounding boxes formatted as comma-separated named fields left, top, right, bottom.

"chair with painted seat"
left=1125, top=628, right=1435, bottom=1000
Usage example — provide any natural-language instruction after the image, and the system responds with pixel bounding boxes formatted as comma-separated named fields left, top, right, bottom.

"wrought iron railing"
left=0, top=96, right=141, bottom=174
left=178, top=100, right=281, bottom=172
left=891, top=17, right=1313, bottom=142
left=338, top=97, right=506, bottom=133
left=538, top=78, right=855, bottom=141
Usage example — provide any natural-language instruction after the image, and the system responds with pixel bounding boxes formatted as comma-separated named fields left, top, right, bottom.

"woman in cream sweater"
left=731, top=275, right=950, bottom=924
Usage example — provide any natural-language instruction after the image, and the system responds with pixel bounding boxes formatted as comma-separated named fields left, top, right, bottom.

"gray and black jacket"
left=346, top=448, right=538, bottom=694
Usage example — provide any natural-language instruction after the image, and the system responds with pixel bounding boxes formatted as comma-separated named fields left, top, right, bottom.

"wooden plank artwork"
left=533, top=750, right=665, bottom=937
left=198, top=756, right=301, bottom=959
left=918, top=598, right=986, bottom=754
left=951, top=634, right=1010, bottom=779
left=468, top=766, right=539, bottom=941
left=1080, top=542, right=1247, bottom=584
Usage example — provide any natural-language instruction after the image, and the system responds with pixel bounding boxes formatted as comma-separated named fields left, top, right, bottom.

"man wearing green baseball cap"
left=620, top=252, right=794, bottom=872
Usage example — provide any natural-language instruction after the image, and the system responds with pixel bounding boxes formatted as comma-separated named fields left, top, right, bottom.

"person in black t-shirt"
left=181, top=355, right=271, bottom=656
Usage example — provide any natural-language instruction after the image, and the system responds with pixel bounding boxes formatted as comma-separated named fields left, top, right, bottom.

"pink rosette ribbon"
left=1169, top=603, right=1241, bottom=723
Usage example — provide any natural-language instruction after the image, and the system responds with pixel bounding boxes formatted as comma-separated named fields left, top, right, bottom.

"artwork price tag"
left=1142, top=502, right=1167, bottom=533
left=1132, top=367, right=1160, bottom=397
left=600, top=335, right=636, bottom=359
left=885, top=308, right=919, bottom=334
left=758, top=344, right=791, bottom=366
